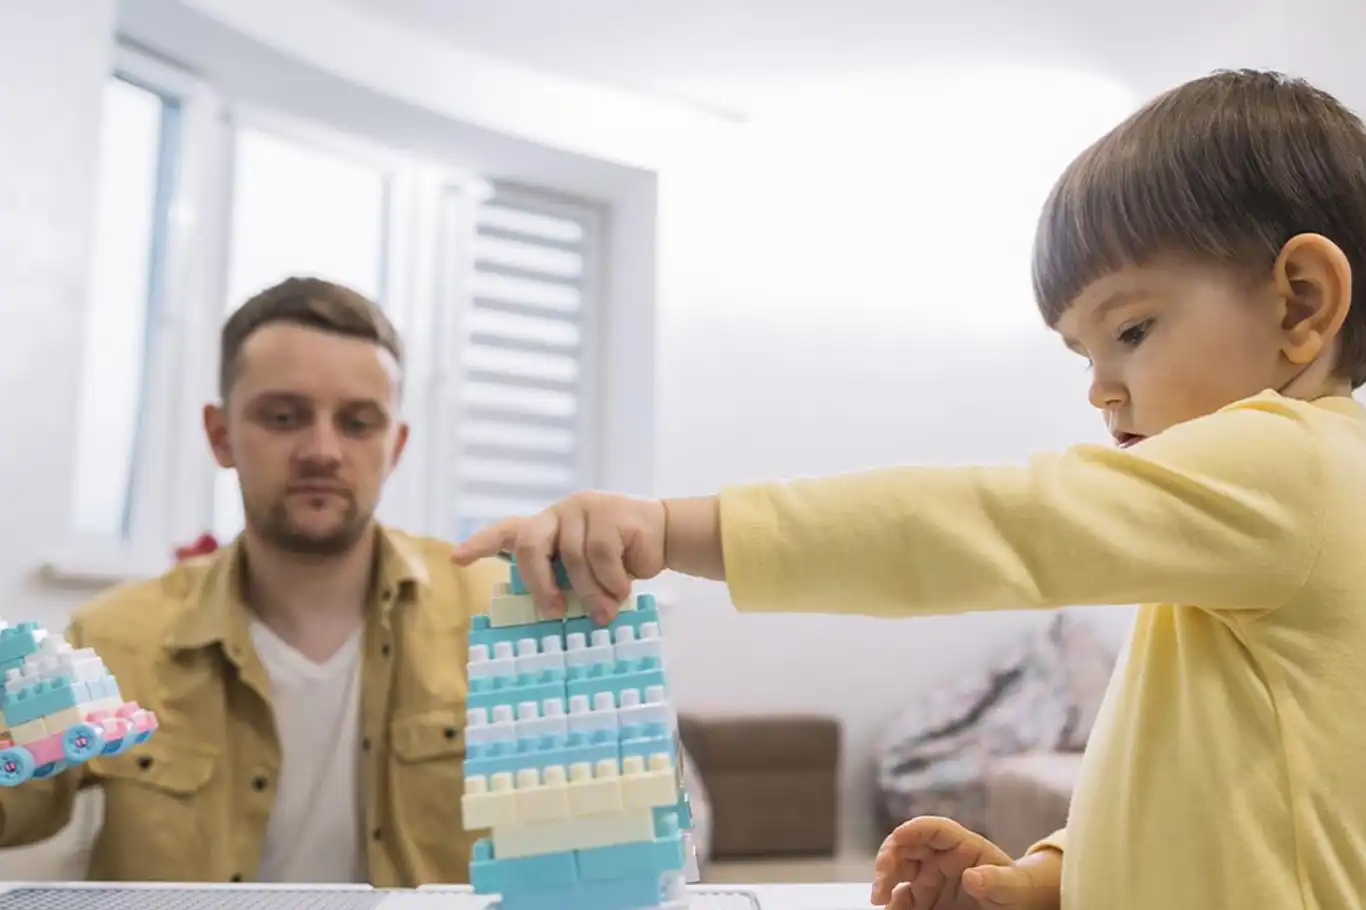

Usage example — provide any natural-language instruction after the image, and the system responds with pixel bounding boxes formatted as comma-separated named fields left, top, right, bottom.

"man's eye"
left=342, top=413, right=382, bottom=435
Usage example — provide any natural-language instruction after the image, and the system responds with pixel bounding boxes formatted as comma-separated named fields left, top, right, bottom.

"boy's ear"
left=1273, top=233, right=1352, bottom=366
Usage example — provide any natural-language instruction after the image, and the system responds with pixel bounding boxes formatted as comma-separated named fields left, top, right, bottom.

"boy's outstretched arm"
left=715, top=393, right=1328, bottom=616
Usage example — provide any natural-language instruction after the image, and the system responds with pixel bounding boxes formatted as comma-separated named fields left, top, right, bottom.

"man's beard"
left=247, top=493, right=370, bottom=556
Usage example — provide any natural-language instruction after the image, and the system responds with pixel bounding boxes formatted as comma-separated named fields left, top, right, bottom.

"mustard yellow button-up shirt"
left=0, top=527, right=502, bottom=885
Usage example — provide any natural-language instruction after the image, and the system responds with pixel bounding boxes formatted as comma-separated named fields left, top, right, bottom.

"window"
left=66, top=46, right=617, bottom=578
left=452, top=187, right=603, bottom=541
left=211, top=120, right=393, bottom=542
left=70, top=75, right=178, bottom=539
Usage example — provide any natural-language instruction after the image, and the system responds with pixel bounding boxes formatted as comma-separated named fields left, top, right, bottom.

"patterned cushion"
left=874, top=612, right=1117, bottom=836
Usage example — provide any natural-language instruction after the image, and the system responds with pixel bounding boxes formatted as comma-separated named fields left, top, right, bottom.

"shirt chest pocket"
left=91, top=735, right=220, bottom=879
left=388, top=707, right=475, bottom=871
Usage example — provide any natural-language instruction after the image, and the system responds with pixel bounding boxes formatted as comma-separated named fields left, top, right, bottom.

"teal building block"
left=566, top=663, right=667, bottom=705
left=467, top=672, right=566, bottom=714
left=495, top=873, right=666, bottom=910
left=464, top=731, right=619, bottom=778
left=508, top=557, right=571, bottom=595
left=1, top=677, right=85, bottom=727
left=0, top=623, right=42, bottom=667
left=470, top=614, right=568, bottom=651
left=470, top=838, right=577, bottom=895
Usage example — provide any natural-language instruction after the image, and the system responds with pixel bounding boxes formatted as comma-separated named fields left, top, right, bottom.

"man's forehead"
left=234, top=323, right=401, bottom=398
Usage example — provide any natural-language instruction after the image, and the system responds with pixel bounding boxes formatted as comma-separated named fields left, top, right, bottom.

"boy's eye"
left=1117, top=319, right=1154, bottom=347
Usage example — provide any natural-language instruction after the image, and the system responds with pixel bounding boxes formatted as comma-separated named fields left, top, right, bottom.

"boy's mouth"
left=1113, top=432, right=1146, bottom=448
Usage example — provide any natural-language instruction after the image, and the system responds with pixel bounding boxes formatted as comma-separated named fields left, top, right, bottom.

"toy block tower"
left=463, top=556, right=698, bottom=910
left=0, top=620, right=158, bottom=786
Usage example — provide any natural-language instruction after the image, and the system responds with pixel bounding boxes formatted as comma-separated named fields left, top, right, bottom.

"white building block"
left=514, top=766, right=571, bottom=822
left=515, top=700, right=568, bottom=741
left=618, top=685, right=672, bottom=730
left=466, top=704, right=518, bottom=749
left=614, top=623, right=664, bottom=664
left=568, top=692, right=619, bottom=738
left=468, top=642, right=517, bottom=686
left=463, top=772, right=519, bottom=830
left=567, top=758, right=624, bottom=816
left=491, top=808, right=656, bottom=859
left=565, top=628, right=615, bottom=671
left=622, top=753, right=677, bottom=809
left=514, top=636, right=565, bottom=677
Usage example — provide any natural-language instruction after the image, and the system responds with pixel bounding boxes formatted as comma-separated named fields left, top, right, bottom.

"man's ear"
left=386, top=421, right=410, bottom=477
left=203, top=403, right=235, bottom=469
left=1273, top=233, right=1352, bottom=366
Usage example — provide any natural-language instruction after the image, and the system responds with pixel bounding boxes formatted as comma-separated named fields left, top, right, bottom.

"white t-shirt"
left=248, top=620, right=365, bottom=883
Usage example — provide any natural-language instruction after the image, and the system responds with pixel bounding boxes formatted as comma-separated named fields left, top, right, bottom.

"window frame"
left=46, top=43, right=613, bottom=585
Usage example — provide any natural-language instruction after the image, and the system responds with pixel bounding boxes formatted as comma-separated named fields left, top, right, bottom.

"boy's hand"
left=871, top=817, right=1058, bottom=910
left=450, top=492, right=667, bottom=622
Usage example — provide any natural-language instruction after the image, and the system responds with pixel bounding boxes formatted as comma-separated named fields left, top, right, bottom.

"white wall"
left=0, top=0, right=120, bottom=632
left=649, top=69, right=1145, bottom=853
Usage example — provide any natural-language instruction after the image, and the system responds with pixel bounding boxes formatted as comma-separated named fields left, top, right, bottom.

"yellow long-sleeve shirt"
left=719, top=391, right=1366, bottom=910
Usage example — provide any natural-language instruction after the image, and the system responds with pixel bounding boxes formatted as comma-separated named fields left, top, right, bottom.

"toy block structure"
left=464, top=557, right=699, bottom=910
left=0, top=620, right=158, bottom=786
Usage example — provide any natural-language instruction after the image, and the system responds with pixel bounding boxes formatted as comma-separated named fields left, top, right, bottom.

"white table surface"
left=0, top=881, right=872, bottom=910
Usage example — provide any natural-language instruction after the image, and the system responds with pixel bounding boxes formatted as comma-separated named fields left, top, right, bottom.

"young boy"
left=452, top=69, right=1366, bottom=910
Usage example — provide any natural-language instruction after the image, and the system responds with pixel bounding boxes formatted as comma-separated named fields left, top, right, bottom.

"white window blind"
left=454, top=186, right=602, bottom=541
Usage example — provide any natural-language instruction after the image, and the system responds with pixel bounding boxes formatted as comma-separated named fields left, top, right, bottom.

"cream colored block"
left=462, top=772, right=520, bottom=830
left=560, top=592, right=640, bottom=621
left=514, top=766, right=571, bottom=822
left=621, top=753, right=678, bottom=809
left=7, top=718, right=47, bottom=746
left=489, top=593, right=540, bottom=628
left=40, top=706, right=89, bottom=734
left=568, top=759, right=624, bottom=816
left=491, top=809, right=656, bottom=859
left=488, top=588, right=641, bottom=627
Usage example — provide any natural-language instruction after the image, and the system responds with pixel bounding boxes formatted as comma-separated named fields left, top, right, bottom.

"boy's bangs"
left=1030, top=110, right=1281, bottom=327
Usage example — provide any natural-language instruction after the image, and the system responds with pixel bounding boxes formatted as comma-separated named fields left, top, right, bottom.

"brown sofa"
left=678, top=713, right=840, bottom=860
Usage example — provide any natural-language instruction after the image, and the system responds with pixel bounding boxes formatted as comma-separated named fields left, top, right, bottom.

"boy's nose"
left=1088, top=375, right=1127, bottom=411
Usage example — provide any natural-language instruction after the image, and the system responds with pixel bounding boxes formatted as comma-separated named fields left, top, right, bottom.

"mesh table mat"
left=0, top=886, right=763, bottom=910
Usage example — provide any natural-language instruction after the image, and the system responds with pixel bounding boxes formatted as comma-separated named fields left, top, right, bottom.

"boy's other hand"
left=450, top=492, right=667, bottom=623
left=871, top=817, right=1058, bottom=910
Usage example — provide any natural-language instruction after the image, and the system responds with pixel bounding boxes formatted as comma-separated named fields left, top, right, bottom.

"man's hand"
left=450, top=492, right=668, bottom=623
left=870, top=817, right=1060, bottom=910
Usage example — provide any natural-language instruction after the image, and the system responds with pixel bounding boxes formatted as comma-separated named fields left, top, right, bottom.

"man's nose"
left=297, top=422, right=343, bottom=464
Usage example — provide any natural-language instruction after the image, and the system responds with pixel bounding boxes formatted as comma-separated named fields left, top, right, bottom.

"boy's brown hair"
left=1032, top=69, right=1366, bottom=386
left=219, top=276, right=403, bottom=398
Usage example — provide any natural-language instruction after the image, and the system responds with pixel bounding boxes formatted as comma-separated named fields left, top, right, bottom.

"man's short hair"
left=219, top=277, right=403, bottom=398
left=1032, top=69, right=1366, bottom=386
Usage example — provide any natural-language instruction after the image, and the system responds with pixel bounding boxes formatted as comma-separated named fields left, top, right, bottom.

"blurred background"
left=3, top=0, right=1361, bottom=883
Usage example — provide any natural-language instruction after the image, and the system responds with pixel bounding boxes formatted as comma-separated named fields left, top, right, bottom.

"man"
left=0, top=277, right=502, bottom=885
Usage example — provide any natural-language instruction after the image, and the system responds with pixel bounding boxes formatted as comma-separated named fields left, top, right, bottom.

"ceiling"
left=336, top=0, right=1294, bottom=120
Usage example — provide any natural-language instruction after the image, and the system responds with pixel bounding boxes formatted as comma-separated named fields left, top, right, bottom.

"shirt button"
left=251, top=775, right=269, bottom=792
left=372, top=828, right=382, bottom=841
left=443, top=727, right=457, bottom=740
left=136, top=756, right=153, bottom=771
left=361, top=737, right=372, bottom=752
left=230, top=874, right=242, bottom=883
left=380, top=643, right=391, bottom=657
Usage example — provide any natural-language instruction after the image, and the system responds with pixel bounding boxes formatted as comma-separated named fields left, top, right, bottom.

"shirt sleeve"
left=1027, top=828, right=1066, bottom=857
left=719, top=393, right=1329, bottom=616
